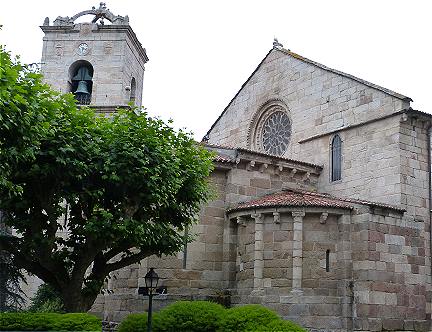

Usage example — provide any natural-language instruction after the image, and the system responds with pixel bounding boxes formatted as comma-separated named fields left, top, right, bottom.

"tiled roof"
left=229, top=190, right=353, bottom=212
left=205, top=143, right=323, bottom=169
left=213, top=154, right=234, bottom=163
left=228, top=189, right=406, bottom=213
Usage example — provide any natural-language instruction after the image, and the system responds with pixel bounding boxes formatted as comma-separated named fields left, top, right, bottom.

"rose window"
left=261, top=111, right=291, bottom=155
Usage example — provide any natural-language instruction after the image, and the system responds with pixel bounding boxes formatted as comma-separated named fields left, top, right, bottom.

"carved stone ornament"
left=248, top=99, right=292, bottom=156
left=53, top=2, right=130, bottom=27
left=80, top=23, right=93, bottom=36
left=104, top=42, right=113, bottom=55
left=55, top=43, right=63, bottom=56
left=261, top=111, right=291, bottom=155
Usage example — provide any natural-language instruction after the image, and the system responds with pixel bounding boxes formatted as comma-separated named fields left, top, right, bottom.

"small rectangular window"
left=326, top=249, right=330, bottom=272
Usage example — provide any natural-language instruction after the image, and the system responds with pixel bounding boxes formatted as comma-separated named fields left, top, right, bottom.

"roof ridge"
left=232, top=188, right=405, bottom=213
left=203, top=49, right=273, bottom=140
left=277, top=48, right=412, bottom=102
left=282, top=188, right=405, bottom=212
left=204, top=47, right=412, bottom=142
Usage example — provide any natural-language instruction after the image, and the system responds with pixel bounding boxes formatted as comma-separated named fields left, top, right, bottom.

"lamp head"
left=144, top=268, right=159, bottom=289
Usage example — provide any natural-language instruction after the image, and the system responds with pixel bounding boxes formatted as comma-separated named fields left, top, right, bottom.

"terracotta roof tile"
left=213, top=154, right=234, bottom=163
left=205, top=143, right=323, bottom=169
left=229, top=190, right=353, bottom=212
left=228, top=189, right=406, bottom=213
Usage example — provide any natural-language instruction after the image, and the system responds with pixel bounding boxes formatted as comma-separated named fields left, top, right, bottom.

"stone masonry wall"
left=207, top=49, right=408, bottom=154
left=93, top=156, right=321, bottom=320
left=399, top=116, right=430, bottom=219
left=41, top=23, right=145, bottom=108
left=228, top=209, right=353, bottom=332
left=351, top=209, right=430, bottom=331
left=301, top=115, right=402, bottom=206
left=207, top=48, right=412, bottom=210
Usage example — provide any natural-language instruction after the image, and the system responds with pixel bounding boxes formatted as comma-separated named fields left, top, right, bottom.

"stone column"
left=291, top=211, right=305, bottom=292
left=222, top=216, right=237, bottom=289
left=337, top=214, right=354, bottom=331
left=252, top=213, right=264, bottom=294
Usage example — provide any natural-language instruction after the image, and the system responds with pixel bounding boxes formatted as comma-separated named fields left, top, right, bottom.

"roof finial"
left=273, top=38, right=283, bottom=49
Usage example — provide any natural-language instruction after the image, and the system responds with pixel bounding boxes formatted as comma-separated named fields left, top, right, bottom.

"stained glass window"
left=261, top=111, right=291, bottom=156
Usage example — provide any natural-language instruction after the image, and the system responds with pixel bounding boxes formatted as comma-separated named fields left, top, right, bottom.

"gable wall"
left=207, top=49, right=410, bottom=207
left=207, top=49, right=408, bottom=150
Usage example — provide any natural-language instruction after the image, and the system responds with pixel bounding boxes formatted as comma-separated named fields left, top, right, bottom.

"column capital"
left=251, top=213, right=263, bottom=222
left=236, top=216, right=246, bottom=227
left=291, top=211, right=306, bottom=218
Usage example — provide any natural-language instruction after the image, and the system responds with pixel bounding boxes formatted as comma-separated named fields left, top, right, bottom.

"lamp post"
left=144, top=268, right=159, bottom=332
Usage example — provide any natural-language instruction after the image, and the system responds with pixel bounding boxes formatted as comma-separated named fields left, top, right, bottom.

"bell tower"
left=40, top=2, right=148, bottom=112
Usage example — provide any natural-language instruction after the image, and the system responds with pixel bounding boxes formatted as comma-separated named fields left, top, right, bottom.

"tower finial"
left=273, top=38, right=283, bottom=49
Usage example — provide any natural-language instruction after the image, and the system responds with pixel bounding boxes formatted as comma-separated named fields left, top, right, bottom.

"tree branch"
left=0, top=236, right=61, bottom=290
left=104, top=249, right=154, bottom=274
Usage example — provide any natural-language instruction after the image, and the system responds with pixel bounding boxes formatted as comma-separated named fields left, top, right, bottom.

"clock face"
left=77, top=43, right=89, bottom=56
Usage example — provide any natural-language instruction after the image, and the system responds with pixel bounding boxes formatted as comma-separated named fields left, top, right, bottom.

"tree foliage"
left=0, top=46, right=214, bottom=312
left=28, top=283, right=64, bottom=313
left=0, top=215, right=25, bottom=312
left=0, top=251, right=25, bottom=312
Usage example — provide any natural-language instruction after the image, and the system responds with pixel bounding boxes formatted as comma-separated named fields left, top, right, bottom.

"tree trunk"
left=61, top=286, right=100, bottom=313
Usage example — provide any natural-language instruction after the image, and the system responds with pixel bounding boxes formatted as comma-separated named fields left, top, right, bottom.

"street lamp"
left=144, top=268, right=159, bottom=332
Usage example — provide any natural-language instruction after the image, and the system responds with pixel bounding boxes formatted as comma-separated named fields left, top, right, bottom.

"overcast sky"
left=1, top=0, right=431, bottom=140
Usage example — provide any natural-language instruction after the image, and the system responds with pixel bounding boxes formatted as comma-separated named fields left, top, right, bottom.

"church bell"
left=72, top=67, right=93, bottom=81
left=75, top=80, right=90, bottom=94
left=72, top=66, right=93, bottom=95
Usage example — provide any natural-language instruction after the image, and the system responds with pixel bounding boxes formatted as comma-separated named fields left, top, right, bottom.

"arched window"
left=69, top=60, right=94, bottom=105
left=130, top=77, right=136, bottom=104
left=331, top=134, right=342, bottom=181
left=248, top=99, right=292, bottom=156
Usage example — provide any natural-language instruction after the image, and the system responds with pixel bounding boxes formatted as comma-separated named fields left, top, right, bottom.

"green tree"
left=0, top=46, right=213, bottom=312
left=0, top=213, right=25, bottom=313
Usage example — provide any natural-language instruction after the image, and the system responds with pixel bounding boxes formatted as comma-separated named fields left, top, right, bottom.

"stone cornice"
left=40, top=25, right=148, bottom=64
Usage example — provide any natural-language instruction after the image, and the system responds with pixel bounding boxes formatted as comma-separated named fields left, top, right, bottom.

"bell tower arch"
left=40, top=2, right=148, bottom=112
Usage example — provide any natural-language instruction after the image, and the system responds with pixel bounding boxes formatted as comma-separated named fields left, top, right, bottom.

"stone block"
left=382, top=318, right=404, bottom=331
left=414, top=320, right=431, bottom=331
left=250, top=178, right=271, bottom=189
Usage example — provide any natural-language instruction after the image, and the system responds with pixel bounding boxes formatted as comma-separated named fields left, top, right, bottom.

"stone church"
left=36, top=4, right=431, bottom=332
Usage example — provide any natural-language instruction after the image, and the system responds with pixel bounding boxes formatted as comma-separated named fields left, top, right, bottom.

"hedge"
left=117, top=313, right=149, bottom=332
left=156, top=301, right=225, bottom=332
left=117, top=301, right=306, bottom=332
left=217, top=305, right=280, bottom=332
left=0, top=313, right=101, bottom=331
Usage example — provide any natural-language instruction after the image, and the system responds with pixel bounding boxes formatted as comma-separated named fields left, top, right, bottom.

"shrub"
left=0, top=312, right=101, bottom=331
left=217, top=305, right=280, bottom=332
left=253, top=319, right=307, bottom=332
left=155, top=301, right=225, bottom=332
left=118, top=301, right=306, bottom=332
left=117, top=313, right=148, bottom=332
